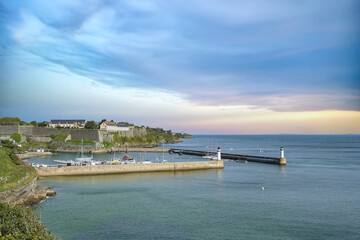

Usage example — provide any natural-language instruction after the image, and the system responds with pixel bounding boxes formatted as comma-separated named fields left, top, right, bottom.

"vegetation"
left=0, top=146, right=37, bottom=192
left=0, top=117, right=21, bottom=125
left=84, top=121, right=97, bottom=129
left=102, top=141, right=114, bottom=148
left=0, top=202, right=57, bottom=240
left=50, top=134, right=68, bottom=141
left=66, top=140, right=94, bottom=145
left=37, top=121, right=48, bottom=127
left=99, top=119, right=106, bottom=126
left=9, top=134, right=21, bottom=143
left=174, top=133, right=193, bottom=138
left=17, top=141, right=51, bottom=153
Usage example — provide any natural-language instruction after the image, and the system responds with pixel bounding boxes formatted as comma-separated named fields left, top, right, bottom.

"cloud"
left=1, top=0, right=359, bottom=112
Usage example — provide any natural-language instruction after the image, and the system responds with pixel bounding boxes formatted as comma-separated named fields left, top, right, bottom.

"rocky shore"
left=0, top=177, right=56, bottom=205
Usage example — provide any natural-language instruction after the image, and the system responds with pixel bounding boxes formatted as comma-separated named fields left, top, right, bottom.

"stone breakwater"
left=36, top=161, right=224, bottom=177
left=0, top=177, right=56, bottom=205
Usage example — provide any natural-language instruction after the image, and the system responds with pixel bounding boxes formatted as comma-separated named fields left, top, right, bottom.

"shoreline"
left=17, top=152, right=54, bottom=159
left=16, top=148, right=171, bottom=158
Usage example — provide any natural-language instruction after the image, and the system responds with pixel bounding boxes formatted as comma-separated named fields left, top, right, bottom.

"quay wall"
left=36, top=161, right=224, bottom=177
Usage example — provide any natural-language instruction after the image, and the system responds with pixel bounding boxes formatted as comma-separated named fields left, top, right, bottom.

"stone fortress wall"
left=0, top=125, right=146, bottom=143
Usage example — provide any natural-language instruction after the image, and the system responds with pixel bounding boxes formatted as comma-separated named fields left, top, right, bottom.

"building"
left=49, top=120, right=86, bottom=128
left=100, top=122, right=129, bottom=132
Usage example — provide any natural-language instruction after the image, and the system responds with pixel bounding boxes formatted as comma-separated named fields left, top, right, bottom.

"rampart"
left=32, top=127, right=70, bottom=136
left=0, top=125, right=18, bottom=134
left=36, top=161, right=224, bottom=176
left=0, top=125, right=144, bottom=143
left=70, top=129, right=100, bottom=142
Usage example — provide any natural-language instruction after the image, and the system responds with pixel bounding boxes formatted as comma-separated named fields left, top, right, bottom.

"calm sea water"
left=32, top=135, right=360, bottom=240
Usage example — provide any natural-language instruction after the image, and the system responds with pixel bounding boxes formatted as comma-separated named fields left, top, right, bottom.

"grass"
left=66, top=140, right=94, bottom=145
left=0, top=147, right=37, bottom=192
left=0, top=202, right=58, bottom=239
left=102, top=141, right=114, bottom=149
left=10, top=134, right=21, bottom=143
left=50, top=134, right=68, bottom=141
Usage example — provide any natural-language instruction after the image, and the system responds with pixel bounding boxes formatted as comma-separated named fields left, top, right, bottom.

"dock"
left=36, top=161, right=224, bottom=177
left=169, top=148, right=286, bottom=165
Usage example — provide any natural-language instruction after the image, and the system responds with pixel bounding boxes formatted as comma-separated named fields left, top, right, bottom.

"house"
left=100, top=122, right=129, bottom=132
left=49, top=120, right=86, bottom=128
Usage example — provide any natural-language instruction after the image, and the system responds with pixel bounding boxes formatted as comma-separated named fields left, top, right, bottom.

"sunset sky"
left=1, top=0, right=359, bottom=134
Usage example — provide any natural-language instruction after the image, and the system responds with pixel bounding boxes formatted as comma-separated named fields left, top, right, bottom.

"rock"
left=0, top=177, right=56, bottom=206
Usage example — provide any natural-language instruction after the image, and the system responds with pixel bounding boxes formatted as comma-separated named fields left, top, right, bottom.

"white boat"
left=75, top=139, right=93, bottom=162
left=142, top=160, right=152, bottom=164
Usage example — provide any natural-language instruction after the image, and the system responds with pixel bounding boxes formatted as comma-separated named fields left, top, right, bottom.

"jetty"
left=169, top=148, right=286, bottom=165
left=35, top=161, right=224, bottom=177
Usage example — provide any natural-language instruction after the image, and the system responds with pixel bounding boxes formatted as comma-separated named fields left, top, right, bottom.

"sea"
left=30, top=135, right=360, bottom=240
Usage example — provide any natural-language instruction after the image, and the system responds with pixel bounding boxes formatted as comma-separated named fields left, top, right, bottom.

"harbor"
left=169, top=146, right=287, bottom=165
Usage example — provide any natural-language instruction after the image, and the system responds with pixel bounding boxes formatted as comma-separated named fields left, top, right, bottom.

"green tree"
left=30, top=121, right=37, bottom=127
left=38, top=121, right=48, bottom=127
left=85, top=120, right=97, bottom=129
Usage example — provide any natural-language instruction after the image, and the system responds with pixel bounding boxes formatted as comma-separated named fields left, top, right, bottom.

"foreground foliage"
left=0, top=202, right=57, bottom=240
left=0, top=147, right=36, bottom=192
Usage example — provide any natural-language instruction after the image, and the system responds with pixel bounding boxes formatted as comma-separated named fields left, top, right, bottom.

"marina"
left=32, top=135, right=360, bottom=240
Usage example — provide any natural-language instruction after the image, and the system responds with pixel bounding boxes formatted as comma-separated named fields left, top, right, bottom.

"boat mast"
left=81, top=139, right=83, bottom=157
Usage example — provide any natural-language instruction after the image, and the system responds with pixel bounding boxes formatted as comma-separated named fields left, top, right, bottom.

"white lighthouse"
left=280, top=146, right=286, bottom=165
left=217, top=146, right=221, bottom=160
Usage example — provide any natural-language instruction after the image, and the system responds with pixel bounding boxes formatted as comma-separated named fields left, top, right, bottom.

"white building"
left=49, top=120, right=86, bottom=128
left=100, top=122, right=129, bottom=132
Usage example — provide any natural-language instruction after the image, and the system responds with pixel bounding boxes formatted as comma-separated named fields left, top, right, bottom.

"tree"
left=99, top=119, right=107, bottom=125
left=37, top=121, right=48, bottom=127
left=30, top=121, right=37, bottom=127
left=85, top=121, right=97, bottom=129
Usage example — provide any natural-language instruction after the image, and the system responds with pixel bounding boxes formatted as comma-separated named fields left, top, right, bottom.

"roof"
left=102, top=121, right=117, bottom=126
left=102, top=122, right=128, bottom=127
left=50, top=120, right=86, bottom=124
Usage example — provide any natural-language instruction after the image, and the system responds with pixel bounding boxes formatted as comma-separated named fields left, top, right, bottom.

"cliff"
left=0, top=147, right=56, bottom=205
left=0, top=177, right=56, bottom=205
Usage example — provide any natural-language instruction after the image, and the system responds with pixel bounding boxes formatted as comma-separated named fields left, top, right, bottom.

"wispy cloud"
left=1, top=0, right=359, bottom=112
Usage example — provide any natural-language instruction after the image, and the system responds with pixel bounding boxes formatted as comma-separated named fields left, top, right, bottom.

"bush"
left=10, top=134, right=21, bottom=143
left=0, top=202, right=57, bottom=239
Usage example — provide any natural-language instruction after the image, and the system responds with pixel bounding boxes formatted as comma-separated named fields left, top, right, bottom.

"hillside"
left=0, top=147, right=37, bottom=192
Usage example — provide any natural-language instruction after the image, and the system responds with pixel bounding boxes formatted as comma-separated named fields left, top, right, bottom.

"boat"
left=142, top=160, right=152, bottom=164
left=75, top=139, right=93, bottom=162
left=123, top=154, right=136, bottom=164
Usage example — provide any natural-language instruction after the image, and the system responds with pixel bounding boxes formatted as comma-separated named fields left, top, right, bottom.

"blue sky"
left=0, top=0, right=359, bottom=133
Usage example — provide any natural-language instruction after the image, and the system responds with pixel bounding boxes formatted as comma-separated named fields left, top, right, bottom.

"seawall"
left=36, top=161, right=224, bottom=176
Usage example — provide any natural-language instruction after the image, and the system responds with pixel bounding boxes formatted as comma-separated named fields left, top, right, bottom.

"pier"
left=36, top=161, right=224, bottom=177
left=169, top=148, right=286, bottom=165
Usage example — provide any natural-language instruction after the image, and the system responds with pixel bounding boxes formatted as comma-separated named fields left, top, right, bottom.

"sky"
left=0, top=0, right=359, bottom=134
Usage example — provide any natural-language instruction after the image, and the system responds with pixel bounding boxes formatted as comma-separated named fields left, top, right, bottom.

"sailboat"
left=75, top=139, right=93, bottom=162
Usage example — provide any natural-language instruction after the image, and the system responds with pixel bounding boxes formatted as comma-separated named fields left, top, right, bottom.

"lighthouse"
left=217, top=146, right=221, bottom=160
left=280, top=146, right=286, bottom=165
